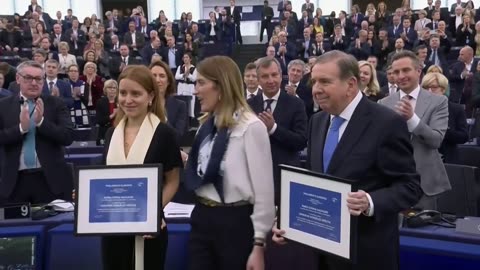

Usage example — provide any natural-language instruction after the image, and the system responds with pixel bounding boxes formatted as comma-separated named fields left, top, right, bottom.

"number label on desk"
left=0, top=204, right=31, bottom=220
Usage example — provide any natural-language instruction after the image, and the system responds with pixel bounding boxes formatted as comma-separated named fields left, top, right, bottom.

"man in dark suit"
left=301, top=0, right=315, bottom=17
left=297, top=28, right=313, bottom=61
left=42, top=59, right=74, bottom=108
left=124, top=21, right=145, bottom=57
left=449, top=46, right=478, bottom=103
left=141, top=37, right=162, bottom=65
left=160, top=36, right=184, bottom=74
left=137, top=17, right=152, bottom=42
left=35, top=6, right=53, bottom=32
left=247, top=57, right=307, bottom=204
left=260, top=0, right=274, bottom=42
left=28, top=0, right=39, bottom=13
left=0, top=61, right=74, bottom=205
left=64, top=19, right=86, bottom=56
left=273, top=50, right=422, bottom=270
left=0, top=23, right=23, bottom=53
left=277, top=0, right=292, bottom=14
left=104, top=11, right=121, bottom=37
left=226, top=0, right=243, bottom=45
left=109, top=45, right=141, bottom=80
left=274, top=31, right=297, bottom=78
left=450, top=0, right=466, bottom=14
left=243, top=62, right=261, bottom=100
left=397, top=17, right=418, bottom=50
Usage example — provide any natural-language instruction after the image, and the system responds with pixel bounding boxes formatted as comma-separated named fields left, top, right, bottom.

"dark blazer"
left=297, top=74, right=315, bottom=119
left=0, top=30, right=23, bottom=48
left=396, top=27, right=418, bottom=50
left=95, top=96, right=116, bottom=143
left=123, top=31, right=146, bottom=51
left=449, top=59, right=479, bottom=101
left=0, top=95, right=74, bottom=200
left=307, top=96, right=422, bottom=270
left=330, top=35, right=349, bottom=51
left=141, top=44, right=162, bottom=65
left=42, top=79, right=74, bottom=108
left=160, top=47, right=184, bottom=70
left=41, top=13, right=54, bottom=32
left=108, top=56, right=142, bottom=80
left=455, top=24, right=476, bottom=47
left=440, top=102, right=469, bottom=162
left=7, top=81, right=20, bottom=96
left=0, top=89, right=12, bottom=98
left=205, top=20, right=222, bottom=41
left=64, top=28, right=87, bottom=54
left=137, top=25, right=153, bottom=41
left=247, top=90, right=308, bottom=203
left=226, top=6, right=242, bottom=24
left=165, top=96, right=187, bottom=140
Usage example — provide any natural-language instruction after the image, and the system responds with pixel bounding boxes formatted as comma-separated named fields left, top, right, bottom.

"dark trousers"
left=260, top=20, right=271, bottom=42
left=234, top=23, right=242, bottom=44
left=6, top=170, right=62, bottom=205
left=101, top=227, right=168, bottom=270
left=188, top=203, right=253, bottom=270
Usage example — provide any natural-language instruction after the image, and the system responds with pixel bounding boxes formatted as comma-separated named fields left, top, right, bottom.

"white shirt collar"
left=288, top=81, right=300, bottom=87
left=263, top=89, right=281, bottom=101
left=399, top=85, right=420, bottom=100
left=388, top=83, right=396, bottom=88
left=246, top=88, right=260, bottom=96
left=332, top=90, right=363, bottom=122
left=47, top=78, right=57, bottom=85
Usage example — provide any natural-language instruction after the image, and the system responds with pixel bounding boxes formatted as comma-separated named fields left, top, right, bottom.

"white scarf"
left=106, top=113, right=160, bottom=165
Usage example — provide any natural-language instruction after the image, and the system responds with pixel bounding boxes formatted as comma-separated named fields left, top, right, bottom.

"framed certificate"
left=278, top=165, right=358, bottom=261
left=74, top=164, right=163, bottom=236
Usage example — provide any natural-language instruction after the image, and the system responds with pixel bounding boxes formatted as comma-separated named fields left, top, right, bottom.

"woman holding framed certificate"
left=184, top=56, right=275, bottom=270
left=102, top=65, right=183, bottom=270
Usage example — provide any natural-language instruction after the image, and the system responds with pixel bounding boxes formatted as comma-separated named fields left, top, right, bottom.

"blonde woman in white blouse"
left=184, top=55, right=274, bottom=270
left=58, top=42, right=77, bottom=76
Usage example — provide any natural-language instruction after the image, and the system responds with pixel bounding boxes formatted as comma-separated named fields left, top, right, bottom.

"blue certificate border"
left=74, top=164, right=163, bottom=236
left=278, top=165, right=358, bottom=263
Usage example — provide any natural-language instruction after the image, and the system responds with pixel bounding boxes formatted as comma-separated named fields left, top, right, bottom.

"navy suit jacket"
left=0, top=95, right=74, bottom=200
left=42, top=79, right=74, bottom=108
left=166, top=96, right=187, bottom=140
left=247, top=90, right=308, bottom=203
left=397, top=27, right=418, bottom=49
left=307, top=96, right=422, bottom=269
left=449, top=59, right=479, bottom=101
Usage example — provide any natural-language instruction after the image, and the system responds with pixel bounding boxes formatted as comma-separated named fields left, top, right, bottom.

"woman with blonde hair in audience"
left=426, top=65, right=444, bottom=74
left=358, top=60, right=384, bottom=102
left=80, top=62, right=104, bottom=110
left=95, top=79, right=118, bottom=145
left=93, top=39, right=110, bottom=78
left=365, top=3, right=376, bottom=16
left=102, top=65, right=182, bottom=270
left=269, top=34, right=279, bottom=47
left=376, top=1, right=389, bottom=28
left=422, top=72, right=468, bottom=162
left=58, top=42, right=77, bottom=78
left=184, top=56, right=274, bottom=270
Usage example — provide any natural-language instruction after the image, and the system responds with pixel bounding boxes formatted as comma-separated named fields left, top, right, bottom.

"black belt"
left=197, top=196, right=251, bottom=207
left=19, top=168, right=43, bottom=174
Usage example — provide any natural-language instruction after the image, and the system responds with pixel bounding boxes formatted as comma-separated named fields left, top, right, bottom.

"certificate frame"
left=278, top=165, right=358, bottom=262
left=74, top=164, right=163, bottom=236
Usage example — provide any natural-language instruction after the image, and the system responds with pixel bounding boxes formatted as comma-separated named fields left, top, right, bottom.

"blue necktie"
left=24, top=99, right=36, bottom=168
left=323, top=116, right=345, bottom=173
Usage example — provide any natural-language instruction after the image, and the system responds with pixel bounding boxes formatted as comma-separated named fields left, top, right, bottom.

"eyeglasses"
left=18, top=74, right=43, bottom=83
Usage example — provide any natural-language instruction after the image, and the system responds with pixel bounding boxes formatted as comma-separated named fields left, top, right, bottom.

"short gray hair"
left=17, top=60, right=44, bottom=77
left=256, top=56, right=282, bottom=75
left=288, top=59, right=306, bottom=75
left=314, top=51, right=359, bottom=81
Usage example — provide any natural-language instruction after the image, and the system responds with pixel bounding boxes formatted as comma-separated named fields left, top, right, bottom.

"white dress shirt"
left=263, top=90, right=281, bottom=134
left=329, top=90, right=374, bottom=216
left=195, top=111, right=275, bottom=239
left=399, top=85, right=421, bottom=132
left=246, top=88, right=260, bottom=99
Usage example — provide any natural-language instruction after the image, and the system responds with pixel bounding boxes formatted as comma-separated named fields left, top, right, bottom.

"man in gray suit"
left=379, top=50, right=450, bottom=210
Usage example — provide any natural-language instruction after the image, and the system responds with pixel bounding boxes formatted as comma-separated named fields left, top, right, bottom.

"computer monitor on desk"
left=0, top=236, right=36, bottom=270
